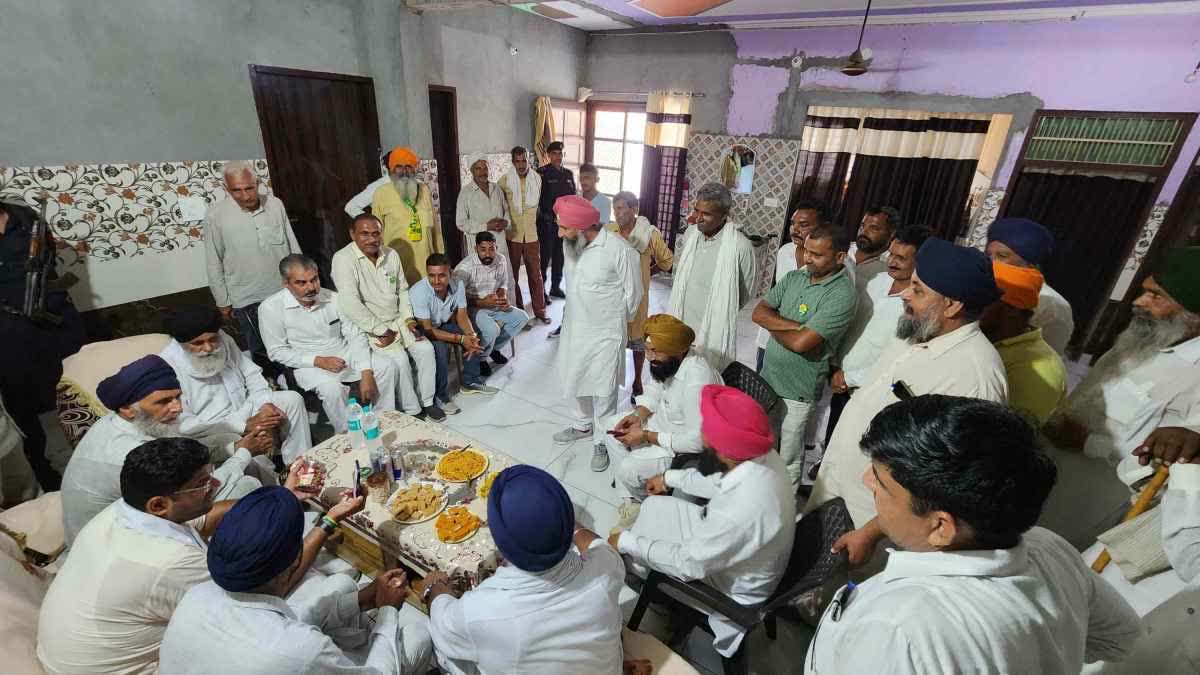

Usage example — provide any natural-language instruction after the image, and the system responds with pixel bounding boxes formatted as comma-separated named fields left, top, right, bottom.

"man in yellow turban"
left=979, top=261, right=1066, bottom=428
left=606, top=314, right=721, bottom=528
left=372, top=147, right=443, bottom=286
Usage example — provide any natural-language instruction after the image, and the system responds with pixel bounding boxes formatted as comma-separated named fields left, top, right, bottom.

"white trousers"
left=263, top=389, right=312, bottom=464
left=374, top=338, right=437, bottom=414
left=603, top=414, right=673, bottom=501
left=777, top=398, right=816, bottom=492
left=572, top=391, right=617, bottom=447
left=630, top=495, right=746, bottom=657
left=293, top=355, right=398, bottom=432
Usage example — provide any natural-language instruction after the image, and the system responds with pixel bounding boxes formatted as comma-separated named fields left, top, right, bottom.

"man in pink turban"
left=550, top=195, right=642, bottom=473
left=608, top=384, right=795, bottom=658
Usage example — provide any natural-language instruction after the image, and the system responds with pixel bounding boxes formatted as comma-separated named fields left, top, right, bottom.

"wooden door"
left=248, top=65, right=382, bottom=283
left=428, top=86, right=463, bottom=264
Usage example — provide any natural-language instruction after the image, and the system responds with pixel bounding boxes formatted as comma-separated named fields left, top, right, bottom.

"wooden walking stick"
left=1092, top=464, right=1172, bottom=573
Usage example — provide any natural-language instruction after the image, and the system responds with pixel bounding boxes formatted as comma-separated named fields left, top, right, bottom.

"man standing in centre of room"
left=372, top=146, right=443, bottom=286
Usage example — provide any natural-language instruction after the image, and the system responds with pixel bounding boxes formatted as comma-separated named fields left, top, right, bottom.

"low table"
left=303, top=411, right=519, bottom=591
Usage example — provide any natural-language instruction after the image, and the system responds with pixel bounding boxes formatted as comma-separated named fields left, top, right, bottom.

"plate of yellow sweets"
left=476, top=471, right=501, bottom=499
left=435, top=506, right=482, bottom=543
left=435, top=447, right=489, bottom=483
left=388, top=482, right=447, bottom=524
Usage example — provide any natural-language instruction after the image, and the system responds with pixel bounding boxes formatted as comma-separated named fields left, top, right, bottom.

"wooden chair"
left=626, top=498, right=854, bottom=675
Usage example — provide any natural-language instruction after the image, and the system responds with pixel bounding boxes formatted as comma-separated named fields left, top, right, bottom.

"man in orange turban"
left=979, top=261, right=1066, bottom=426
left=371, top=146, right=443, bottom=286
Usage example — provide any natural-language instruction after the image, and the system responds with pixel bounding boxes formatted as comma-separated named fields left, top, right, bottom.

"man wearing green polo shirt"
left=752, top=226, right=857, bottom=491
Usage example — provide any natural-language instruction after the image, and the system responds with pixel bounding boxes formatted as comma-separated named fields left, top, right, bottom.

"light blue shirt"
left=409, top=277, right=467, bottom=326
left=591, top=193, right=612, bottom=225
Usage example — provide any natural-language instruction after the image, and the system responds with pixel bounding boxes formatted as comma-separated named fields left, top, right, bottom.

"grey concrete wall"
left=0, top=0, right=585, bottom=165
left=584, top=33, right=738, bottom=134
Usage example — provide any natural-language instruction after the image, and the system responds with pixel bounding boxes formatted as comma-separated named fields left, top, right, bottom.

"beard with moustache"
left=392, top=175, right=422, bottom=202
left=1108, top=308, right=1197, bottom=367
left=129, top=404, right=182, bottom=438
left=648, top=355, right=684, bottom=382
left=183, top=344, right=226, bottom=378
left=895, top=303, right=944, bottom=344
left=856, top=234, right=888, bottom=256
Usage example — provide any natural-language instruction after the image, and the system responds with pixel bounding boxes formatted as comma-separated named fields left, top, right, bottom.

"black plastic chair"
left=720, top=361, right=780, bottom=418
left=626, top=497, right=854, bottom=675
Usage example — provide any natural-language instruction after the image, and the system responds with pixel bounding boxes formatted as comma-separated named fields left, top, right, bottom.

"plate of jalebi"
left=435, top=447, right=489, bottom=483
left=435, top=506, right=482, bottom=543
left=476, top=471, right=501, bottom=499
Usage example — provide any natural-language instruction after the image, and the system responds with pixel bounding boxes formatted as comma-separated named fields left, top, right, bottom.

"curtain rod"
left=588, top=91, right=706, bottom=98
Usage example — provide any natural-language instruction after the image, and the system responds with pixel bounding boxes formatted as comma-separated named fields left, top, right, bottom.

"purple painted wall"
left=726, top=13, right=1200, bottom=199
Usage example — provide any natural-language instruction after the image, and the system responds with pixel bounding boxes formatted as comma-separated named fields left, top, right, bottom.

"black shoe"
left=490, top=350, right=509, bottom=365
left=423, top=404, right=446, bottom=422
left=479, top=361, right=493, bottom=378
left=544, top=293, right=552, bottom=305
left=549, top=287, right=566, bottom=299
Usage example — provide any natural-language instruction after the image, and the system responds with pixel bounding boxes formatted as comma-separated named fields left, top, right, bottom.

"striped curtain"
left=789, top=106, right=862, bottom=230
left=842, top=110, right=992, bottom=239
left=532, top=96, right=556, bottom=166
left=640, top=92, right=692, bottom=247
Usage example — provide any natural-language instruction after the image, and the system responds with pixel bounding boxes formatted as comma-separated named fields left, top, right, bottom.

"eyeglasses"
left=174, top=473, right=221, bottom=497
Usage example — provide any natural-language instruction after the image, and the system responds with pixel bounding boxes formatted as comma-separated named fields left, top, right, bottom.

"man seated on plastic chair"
left=608, top=384, right=795, bottom=659
left=808, top=395, right=1141, bottom=674
left=607, top=314, right=721, bottom=530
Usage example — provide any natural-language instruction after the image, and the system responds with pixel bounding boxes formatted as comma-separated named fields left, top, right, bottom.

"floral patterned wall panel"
left=686, top=133, right=803, bottom=294
left=0, top=160, right=270, bottom=267
left=457, top=153, right=514, bottom=186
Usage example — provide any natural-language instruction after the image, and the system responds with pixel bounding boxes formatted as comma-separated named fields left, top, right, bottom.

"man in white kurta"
left=551, top=196, right=641, bottom=472
left=160, top=307, right=311, bottom=463
left=607, top=315, right=721, bottom=523
left=424, top=465, right=625, bottom=675
left=986, top=217, right=1075, bottom=355
left=456, top=155, right=515, bottom=290
left=159, top=486, right=432, bottom=674
left=259, top=255, right=399, bottom=432
left=61, top=355, right=273, bottom=545
left=331, top=215, right=439, bottom=419
left=810, top=240, right=1008, bottom=555
left=615, top=385, right=795, bottom=657
left=806, top=395, right=1140, bottom=674
left=669, top=183, right=757, bottom=370
left=1041, top=249, right=1200, bottom=549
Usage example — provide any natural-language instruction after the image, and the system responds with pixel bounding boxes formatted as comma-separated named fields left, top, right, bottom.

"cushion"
left=0, top=501, right=53, bottom=675
left=0, top=492, right=64, bottom=557
left=56, top=334, right=171, bottom=448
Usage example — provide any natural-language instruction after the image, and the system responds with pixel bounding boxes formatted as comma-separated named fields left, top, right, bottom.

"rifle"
left=19, top=196, right=63, bottom=326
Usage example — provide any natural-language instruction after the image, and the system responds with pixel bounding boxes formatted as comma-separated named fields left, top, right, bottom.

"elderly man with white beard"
left=807, top=239, right=1008, bottom=568
left=60, top=355, right=274, bottom=545
left=372, top=146, right=444, bottom=286
left=1040, top=246, right=1200, bottom=550
left=160, top=306, right=312, bottom=463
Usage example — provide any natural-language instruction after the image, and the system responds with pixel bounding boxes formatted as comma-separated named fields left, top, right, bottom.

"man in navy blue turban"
left=986, top=217, right=1075, bottom=354
left=419, top=465, right=627, bottom=673
left=61, top=354, right=273, bottom=545
left=160, top=485, right=434, bottom=673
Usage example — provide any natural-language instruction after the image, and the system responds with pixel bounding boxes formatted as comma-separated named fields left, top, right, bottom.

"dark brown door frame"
left=428, top=84, right=462, bottom=262
left=999, top=109, right=1197, bottom=353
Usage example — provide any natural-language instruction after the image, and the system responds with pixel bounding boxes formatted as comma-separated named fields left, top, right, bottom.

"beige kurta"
left=606, top=218, right=673, bottom=340
left=372, top=182, right=443, bottom=286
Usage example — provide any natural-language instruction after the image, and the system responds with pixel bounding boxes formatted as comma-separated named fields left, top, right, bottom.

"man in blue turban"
left=810, top=238, right=1009, bottom=567
left=986, top=217, right=1075, bottom=355
left=160, top=485, right=433, bottom=673
left=61, top=354, right=274, bottom=545
left=419, top=465, right=626, bottom=673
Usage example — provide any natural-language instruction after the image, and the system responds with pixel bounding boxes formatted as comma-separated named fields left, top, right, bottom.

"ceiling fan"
left=842, top=0, right=875, bottom=76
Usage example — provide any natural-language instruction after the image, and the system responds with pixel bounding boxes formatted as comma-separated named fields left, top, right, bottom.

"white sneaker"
left=590, top=444, right=610, bottom=472
left=616, top=501, right=641, bottom=528
left=553, top=427, right=591, bottom=445
left=440, top=398, right=461, bottom=415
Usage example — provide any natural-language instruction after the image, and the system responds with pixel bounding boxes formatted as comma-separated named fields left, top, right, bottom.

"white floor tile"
left=546, top=440, right=623, bottom=507
left=442, top=390, right=575, bottom=468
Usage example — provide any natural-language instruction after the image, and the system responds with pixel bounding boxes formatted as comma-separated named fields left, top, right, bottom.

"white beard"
left=130, top=406, right=182, bottom=438
left=184, top=345, right=226, bottom=379
left=392, top=177, right=421, bottom=202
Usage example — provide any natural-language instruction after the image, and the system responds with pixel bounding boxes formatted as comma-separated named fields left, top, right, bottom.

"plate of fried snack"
left=435, top=505, right=483, bottom=543
left=388, top=482, right=447, bottom=524
left=435, top=447, right=489, bottom=483
left=476, top=470, right=501, bottom=499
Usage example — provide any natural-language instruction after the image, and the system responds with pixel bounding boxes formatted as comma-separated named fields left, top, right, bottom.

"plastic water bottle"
left=346, top=398, right=365, bottom=451
left=361, top=405, right=384, bottom=455
left=362, top=405, right=393, bottom=493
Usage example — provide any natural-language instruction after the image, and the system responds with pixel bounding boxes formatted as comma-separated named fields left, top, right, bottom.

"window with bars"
left=652, top=147, right=685, bottom=246
left=1025, top=114, right=1186, bottom=168
left=588, top=105, right=647, bottom=198
left=549, top=100, right=585, bottom=177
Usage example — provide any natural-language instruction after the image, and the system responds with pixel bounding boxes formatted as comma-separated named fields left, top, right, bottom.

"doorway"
left=248, top=65, right=382, bottom=283
left=428, top=85, right=463, bottom=264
